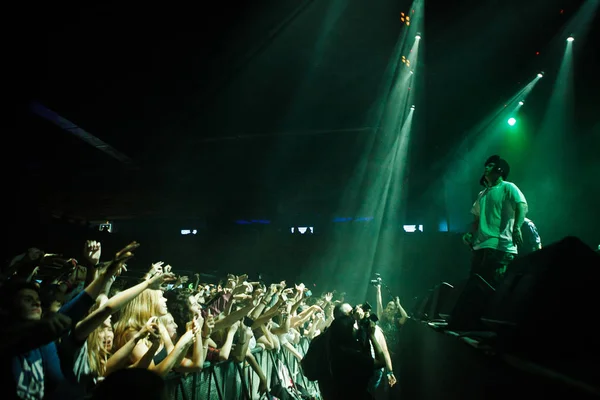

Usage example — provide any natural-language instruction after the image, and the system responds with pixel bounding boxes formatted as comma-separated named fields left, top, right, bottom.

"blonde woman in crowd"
left=112, top=286, right=207, bottom=376
left=60, top=266, right=176, bottom=396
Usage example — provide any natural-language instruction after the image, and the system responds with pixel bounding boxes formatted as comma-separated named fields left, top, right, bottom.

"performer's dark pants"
left=471, top=248, right=515, bottom=288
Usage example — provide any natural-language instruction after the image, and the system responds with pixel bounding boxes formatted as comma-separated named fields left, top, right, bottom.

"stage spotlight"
left=537, top=72, right=544, bottom=78
left=410, top=105, right=415, bottom=110
left=415, top=33, right=421, bottom=40
left=410, top=70, right=414, bottom=74
left=567, top=36, right=575, bottom=42
left=519, top=101, right=524, bottom=106
left=507, top=117, right=516, bottom=126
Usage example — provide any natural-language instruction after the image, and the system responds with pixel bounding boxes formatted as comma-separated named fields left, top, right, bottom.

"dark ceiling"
left=5, top=0, right=599, bottom=223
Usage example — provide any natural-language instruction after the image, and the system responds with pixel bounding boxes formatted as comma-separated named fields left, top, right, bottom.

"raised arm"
left=176, top=316, right=206, bottom=373
left=291, top=304, right=320, bottom=328
left=106, top=321, right=157, bottom=375
left=81, top=241, right=138, bottom=301
left=73, top=271, right=175, bottom=342
left=376, top=285, right=384, bottom=320
left=214, top=301, right=255, bottom=331
left=129, top=330, right=195, bottom=377
left=131, top=339, right=161, bottom=370
left=0, top=314, right=72, bottom=357
left=395, top=296, right=409, bottom=325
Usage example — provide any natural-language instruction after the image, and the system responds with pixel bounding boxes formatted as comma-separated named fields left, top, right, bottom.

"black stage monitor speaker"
left=428, top=282, right=455, bottom=321
left=438, top=279, right=467, bottom=321
left=413, top=282, right=454, bottom=322
left=445, top=274, right=496, bottom=332
left=412, top=293, right=430, bottom=321
left=482, top=236, right=600, bottom=371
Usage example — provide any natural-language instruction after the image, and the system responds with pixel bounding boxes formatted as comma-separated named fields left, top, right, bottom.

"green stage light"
left=507, top=117, right=516, bottom=126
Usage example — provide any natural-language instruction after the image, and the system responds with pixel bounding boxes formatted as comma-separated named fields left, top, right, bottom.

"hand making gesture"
left=83, top=240, right=102, bottom=267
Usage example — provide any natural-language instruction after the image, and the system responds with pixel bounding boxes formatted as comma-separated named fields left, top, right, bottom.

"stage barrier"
left=166, top=338, right=320, bottom=400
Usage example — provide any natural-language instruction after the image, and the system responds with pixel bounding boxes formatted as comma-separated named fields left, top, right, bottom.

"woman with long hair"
left=82, top=308, right=113, bottom=382
left=375, top=285, right=408, bottom=351
left=65, top=271, right=175, bottom=395
left=112, top=288, right=206, bottom=376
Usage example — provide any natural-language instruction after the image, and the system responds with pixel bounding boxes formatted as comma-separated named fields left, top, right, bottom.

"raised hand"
left=105, top=242, right=139, bottom=277
left=295, top=283, right=305, bottom=293
left=324, top=292, right=333, bottom=302
left=83, top=240, right=102, bottom=266
left=202, top=310, right=215, bottom=339
left=140, top=317, right=160, bottom=337
left=104, top=260, right=127, bottom=281
left=194, top=312, right=205, bottom=333
left=387, top=373, right=397, bottom=387
left=236, top=274, right=249, bottom=286
left=147, top=272, right=177, bottom=290
left=179, top=330, right=196, bottom=347
left=148, top=329, right=161, bottom=347
left=149, top=262, right=164, bottom=277
left=114, top=242, right=139, bottom=263
left=252, top=286, right=264, bottom=299
left=243, top=281, right=253, bottom=291
left=186, top=320, right=198, bottom=336
left=141, top=317, right=161, bottom=346
left=310, top=304, right=323, bottom=313
left=194, top=291, right=205, bottom=304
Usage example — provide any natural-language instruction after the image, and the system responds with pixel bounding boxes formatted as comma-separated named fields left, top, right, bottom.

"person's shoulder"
left=502, top=181, right=522, bottom=191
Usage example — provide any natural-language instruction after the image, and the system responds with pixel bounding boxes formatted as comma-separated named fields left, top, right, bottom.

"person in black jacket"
left=303, top=303, right=386, bottom=400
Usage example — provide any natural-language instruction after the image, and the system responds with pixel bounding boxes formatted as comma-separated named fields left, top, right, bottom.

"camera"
left=355, top=302, right=379, bottom=326
left=370, top=273, right=382, bottom=286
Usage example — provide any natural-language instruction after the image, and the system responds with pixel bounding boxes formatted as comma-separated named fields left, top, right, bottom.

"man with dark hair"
left=463, top=155, right=528, bottom=287
left=332, top=302, right=353, bottom=319
left=0, top=279, right=74, bottom=400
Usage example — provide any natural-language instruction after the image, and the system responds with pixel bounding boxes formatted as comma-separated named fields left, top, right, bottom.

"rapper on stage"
left=462, top=155, right=528, bottom=287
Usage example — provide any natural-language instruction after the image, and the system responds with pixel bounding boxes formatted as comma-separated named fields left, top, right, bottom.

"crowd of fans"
left=0, top=239, right=408, bottom=400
